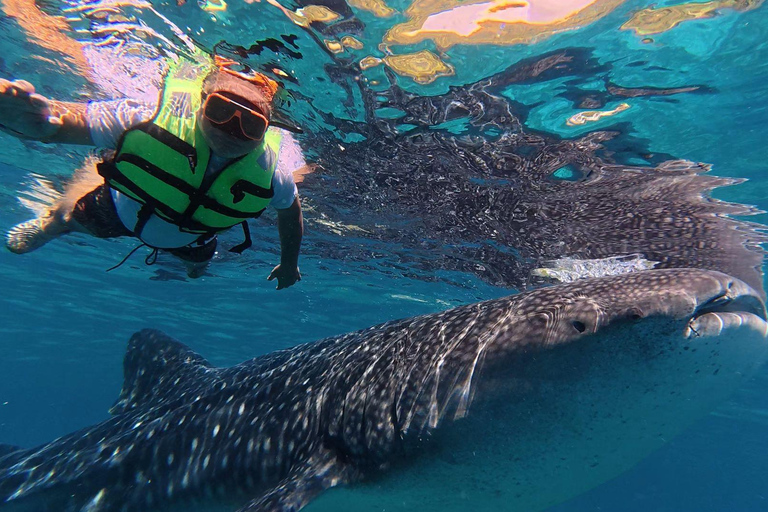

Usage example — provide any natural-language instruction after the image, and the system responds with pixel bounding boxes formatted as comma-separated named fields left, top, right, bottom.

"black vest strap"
left=136, top=123, right=197, bottom=171
left=228, top=221, right=253, bottom=254
left=194, top=194, right=268, bottom=219
left=133, top=203, right=155, bottom=239
left=230, top=179, right=274, bottom=203
left=114, top=154, right=199, bottom=197
left=98, top=160, right=164, bottom=215
left=98, top=161, right=213, bottom=235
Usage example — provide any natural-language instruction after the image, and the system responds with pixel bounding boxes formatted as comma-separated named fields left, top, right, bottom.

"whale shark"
left=1, top=268, right=766, bottom=512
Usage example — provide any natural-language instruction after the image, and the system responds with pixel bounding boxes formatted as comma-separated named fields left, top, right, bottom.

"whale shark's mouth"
left=695, top=289, right=767, bottom=321
left=686, top=286, right=768, bottom=338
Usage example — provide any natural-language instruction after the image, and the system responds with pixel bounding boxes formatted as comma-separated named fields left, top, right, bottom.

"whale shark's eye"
left=572, top=320, right=586, bottom=333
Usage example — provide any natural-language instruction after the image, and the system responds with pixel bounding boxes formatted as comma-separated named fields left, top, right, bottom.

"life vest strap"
left=135, top=122, right=197, bottom=169
left=192, top=195, right=268, bottom=220
left=97, top=160, right=213, bottom=235
left=230, top=179, right=274, bottom=203
left=114, top=153, right=199, bottom=198
left=228, top=221, right=253, bottom=254
left=133, top=202, right=155, bottom=239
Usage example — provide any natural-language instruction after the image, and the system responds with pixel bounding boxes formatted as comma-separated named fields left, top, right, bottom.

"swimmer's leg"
left=7, top=156, right=129, bottom=253
left=6, top=205, right=79, bottom=253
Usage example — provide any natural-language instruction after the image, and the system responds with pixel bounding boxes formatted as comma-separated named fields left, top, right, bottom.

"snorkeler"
left=0, top=57, right=303, bottom=289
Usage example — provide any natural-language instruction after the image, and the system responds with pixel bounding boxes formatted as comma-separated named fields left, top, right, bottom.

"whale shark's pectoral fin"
left=238, top=450, right=358, bottom=512
left=110, top=328, right=218, bottom=415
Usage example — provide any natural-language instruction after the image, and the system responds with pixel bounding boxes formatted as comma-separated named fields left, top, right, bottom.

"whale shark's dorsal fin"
left=110, top=328, right=217, bottom=415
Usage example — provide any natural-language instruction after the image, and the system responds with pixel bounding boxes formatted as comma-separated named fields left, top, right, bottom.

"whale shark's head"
left=336, top=269, right=768, bottom=512
left=491, top=269, right=767, bottom=354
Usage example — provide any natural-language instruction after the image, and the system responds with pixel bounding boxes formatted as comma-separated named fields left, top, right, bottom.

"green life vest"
left=98, top=58, right=282, bottom=235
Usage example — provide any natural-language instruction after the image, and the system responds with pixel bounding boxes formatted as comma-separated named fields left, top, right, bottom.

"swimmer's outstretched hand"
left=0, top=79, right=62, bottom=141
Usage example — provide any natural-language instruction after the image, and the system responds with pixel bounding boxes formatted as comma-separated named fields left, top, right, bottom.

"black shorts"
left=166, top=237, right=218, bottom=263
left=72, top=183, right=131, bottom=238
left=72, top=183, right=218, bottom=263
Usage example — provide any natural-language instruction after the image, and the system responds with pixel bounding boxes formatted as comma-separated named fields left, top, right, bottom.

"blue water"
left=1, top=0, right=768, bottom=510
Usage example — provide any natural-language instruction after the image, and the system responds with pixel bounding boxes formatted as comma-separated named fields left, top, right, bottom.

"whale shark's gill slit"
left=425, top=325, right=449, bottom=430
left=364, top=343, right=404, bottom=454
left=318, top=336, right=353, bottom=444
left=401, top=337, right=439, bottom=431
left=345, top=330, right=401, bottom=455
left=454, top=308, right=513, bottom=420
left=388, top=329, right=417, bottom=436
left=426, top=363, right=443, bottom=430
left=425, top=309, right=483, bottom=431
left=393, top=321, right=437, bottom=434
left=389, top=392, right=401, bottom=444
left=426, top=317, right=468, bottom=429
left=536, top=308, right=556, bottom=346
left=453, top=339, right=486, bottom=421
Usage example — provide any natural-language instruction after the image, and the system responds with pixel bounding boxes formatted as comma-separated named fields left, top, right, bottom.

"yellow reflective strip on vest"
left=153, top=62, right=208, bottom=142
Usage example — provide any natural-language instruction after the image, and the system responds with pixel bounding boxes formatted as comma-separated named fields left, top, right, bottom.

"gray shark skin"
left=1, top=269, right=767, bottom=512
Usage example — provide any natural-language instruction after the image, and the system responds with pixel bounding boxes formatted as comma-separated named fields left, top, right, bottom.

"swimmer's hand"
left=0, top=79, right=92, bottom=144
left=0, top=79, right=62, bottom=141
left=267, top=264, right=301, bottom=290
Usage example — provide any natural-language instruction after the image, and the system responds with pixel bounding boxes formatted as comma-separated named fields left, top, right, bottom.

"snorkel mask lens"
left=203, top=93, right=269, bottom=141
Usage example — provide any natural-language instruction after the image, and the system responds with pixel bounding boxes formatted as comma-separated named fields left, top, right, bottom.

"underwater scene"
left=0, top=0, right=767, bottom=510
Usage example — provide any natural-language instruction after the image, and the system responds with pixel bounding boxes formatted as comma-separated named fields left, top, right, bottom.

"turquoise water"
left=1, top=0, right=768, bottom=510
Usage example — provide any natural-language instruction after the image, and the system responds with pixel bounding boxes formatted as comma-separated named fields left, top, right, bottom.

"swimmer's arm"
left=277, top=196, right=303, bottom=269
left=267, top=196, right=304, bottom=289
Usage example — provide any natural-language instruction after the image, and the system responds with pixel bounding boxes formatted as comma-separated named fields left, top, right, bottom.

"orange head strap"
left=214, top=55, right=280, bottom=104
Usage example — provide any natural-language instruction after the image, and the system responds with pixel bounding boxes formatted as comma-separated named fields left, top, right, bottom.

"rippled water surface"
left=1, top=0, right=767, bottom=510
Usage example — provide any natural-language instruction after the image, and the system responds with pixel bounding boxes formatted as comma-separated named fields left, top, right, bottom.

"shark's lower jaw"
left=686, top=284, right=768, bottom=338
left=686, top=311, right=768, bottom=338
